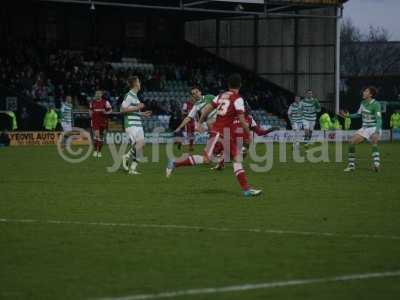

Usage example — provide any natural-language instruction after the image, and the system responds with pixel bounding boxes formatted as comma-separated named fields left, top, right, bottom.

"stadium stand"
left=0, top=40, right=291, bottom=131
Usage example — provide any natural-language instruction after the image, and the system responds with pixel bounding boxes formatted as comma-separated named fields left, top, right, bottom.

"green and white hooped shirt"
left=288, top=101, right=303, bottom=123
left=301, top=97, right=321, bottom=121
left=356, top=99, right=382, bottom=129
left=121, top=90, right=142, bottom=128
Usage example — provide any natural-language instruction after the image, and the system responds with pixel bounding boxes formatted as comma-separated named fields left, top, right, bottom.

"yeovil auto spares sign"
left=9, top=131, right=91, bottom=146
left=9, top=132, right=62, bottom=146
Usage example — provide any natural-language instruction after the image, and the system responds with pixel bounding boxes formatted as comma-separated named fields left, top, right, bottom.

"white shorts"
left=61, top=122, right=72, bottom=132
left=126, top=127, right=144, bottom=144
left=355, top=127, right=380, bottom=141
left=302, top=120, right=316, bottom=130
left=292, top=122, right=303, bottom=131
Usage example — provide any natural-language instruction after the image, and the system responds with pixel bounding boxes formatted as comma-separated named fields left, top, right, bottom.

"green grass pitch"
left=1, top=143, right=400, bottom=300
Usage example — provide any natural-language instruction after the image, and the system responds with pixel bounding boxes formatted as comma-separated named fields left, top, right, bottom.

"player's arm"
left=287, top=105, right=293, bottom=122
left=175, top=116, right=193, bottom=132
left=175, top=105, right=198, bottom=132
left=198, top=104, right=214, bottom=124
left=121, top=103, right=144, bottom=114
left=120, top=96, right=144, bottom=114
left=339, top=106, right=361, bottom=119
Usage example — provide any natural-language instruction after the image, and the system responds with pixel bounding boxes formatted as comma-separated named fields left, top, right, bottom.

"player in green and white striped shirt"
left=59, top=95, right=73, bottom=148
left=174, top=87, right=217, bottom=133
left=301, top=90, right=321, bottom=144
left=60, top=96, right=73, bottom=132
left=120, top=76, right=152, bottom=175
left=340, top=87, right=382, bottom=172
left=288, top=95, right=303, bottom=146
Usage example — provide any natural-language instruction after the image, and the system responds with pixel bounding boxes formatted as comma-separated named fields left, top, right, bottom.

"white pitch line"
left=1, top=217, right=400, bottom=241
left=94, top=270, right=400, bottom=300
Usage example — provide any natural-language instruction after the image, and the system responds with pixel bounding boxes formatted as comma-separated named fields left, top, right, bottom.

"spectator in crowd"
left=19, top=107, right=30, bottom=130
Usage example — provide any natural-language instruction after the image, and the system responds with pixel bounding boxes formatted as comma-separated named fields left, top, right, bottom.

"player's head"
left=362, top=86, right=377, bottom=100
left=127, top=75, right=141, bottom=91
left=228, top=73, right=242, bottom=90
left=294, top=95, right=301, bottom=102
left=305, top=89, right=313, bottom=98
left=94, top=90, right=103, bottom=101
left=190, top=87, right=202, bottom=101
left=65, top=95, right=72, bottom=103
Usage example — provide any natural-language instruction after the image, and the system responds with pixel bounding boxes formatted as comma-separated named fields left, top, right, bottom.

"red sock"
left=176, top=155, right=195, bottom=168
left=233, top=162, right=250, bottom=191
left=175, top=155, right=204, bottom=168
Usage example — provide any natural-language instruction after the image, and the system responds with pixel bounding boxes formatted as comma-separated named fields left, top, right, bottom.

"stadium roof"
left=39, top=0, right=348, bottom=19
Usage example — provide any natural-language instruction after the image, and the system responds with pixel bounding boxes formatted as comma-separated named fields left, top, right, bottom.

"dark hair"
left=127, top=76, right=139, bottom=87
left=364, top=86, right=378, bottom=98
left=190, top=86, right=200, bottom=92
left=228, top=73, right=242, bottom=89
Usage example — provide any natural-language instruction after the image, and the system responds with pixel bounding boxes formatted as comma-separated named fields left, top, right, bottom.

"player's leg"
left=61, top=122, right=72, bottom=149
left=210, top=140, right=225, bottom=171
left=174, top=129, right=183, bottom=150
left=370, top=133, right=381, bottom=171
left=123, top=128, right=137, bottom=172
left=92, top=129, right=100, bottom=157
left=129, top=128, right=145, bottom=174
left=97, top=127, right=105, bottom=157
left=188, top=125, right=195, bottom=152
left=344, top=133, right=364, bottom=172
left=230, top=135, right=261, bottom=197
left=165, top=132, right=219, bottom=178
left=302, top=120, right=310, bottom=144
left=292, top=123, right=300, bottom=147
left=308, top=120, right=316, bottom=144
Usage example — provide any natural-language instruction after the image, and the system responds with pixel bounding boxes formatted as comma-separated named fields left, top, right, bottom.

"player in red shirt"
left=212, top=112, right=279, bottom=170
left=89, top=90, right=112, bottom=158
left=181, top=97, right=195, bottom=152
left=166, top=74, right=262, bottom=197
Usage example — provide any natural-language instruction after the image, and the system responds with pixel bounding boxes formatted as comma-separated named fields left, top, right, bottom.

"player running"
left=166, top=74, right=262, bottom=197
left=121, top=76, right=152, bottom=175
left=89, top=90, right=112, bottom=158
left=340, top=86, right=382, bottom=172
left=174, top=87, right=217, bottom=136
left=288, top=95, right=303, bottom=147
left=302, top=90, right=321, bottom=145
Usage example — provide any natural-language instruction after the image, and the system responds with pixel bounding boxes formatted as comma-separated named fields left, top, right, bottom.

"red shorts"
left=204, top=129, right=240, bottom=161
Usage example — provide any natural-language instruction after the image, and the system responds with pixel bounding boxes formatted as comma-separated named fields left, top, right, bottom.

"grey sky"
left=344, top=0, right=400, bottom=41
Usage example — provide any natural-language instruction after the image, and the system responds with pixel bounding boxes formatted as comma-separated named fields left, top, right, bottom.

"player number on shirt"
left=217, top=100, right=230, bottom=116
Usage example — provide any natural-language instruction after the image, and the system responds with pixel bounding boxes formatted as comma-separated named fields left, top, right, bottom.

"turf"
left=1, top=142, right=400, bottom=300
